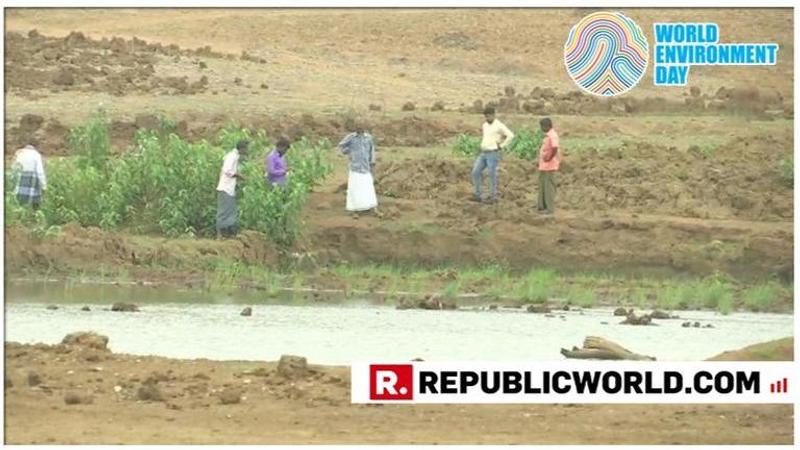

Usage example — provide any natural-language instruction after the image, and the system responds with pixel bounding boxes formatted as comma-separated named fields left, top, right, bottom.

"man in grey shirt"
left=338, top=119, right=378, bottom=215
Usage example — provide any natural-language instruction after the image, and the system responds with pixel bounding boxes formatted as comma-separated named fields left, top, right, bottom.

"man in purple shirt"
left=265, top=138, right=291, bottom=187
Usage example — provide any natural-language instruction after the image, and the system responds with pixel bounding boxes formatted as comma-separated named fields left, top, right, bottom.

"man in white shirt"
left=216, top=139, right=249, bottom=237
left=13, top=143, right=47, bottom=210
left=471, top=106, right=514, bottom=204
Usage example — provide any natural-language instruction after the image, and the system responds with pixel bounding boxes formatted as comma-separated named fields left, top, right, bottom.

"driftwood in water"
left=560, top=336, right=656, bottom=361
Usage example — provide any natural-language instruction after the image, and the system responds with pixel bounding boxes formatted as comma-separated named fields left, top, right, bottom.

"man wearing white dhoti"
left=337, top=123, right=378, bottom=215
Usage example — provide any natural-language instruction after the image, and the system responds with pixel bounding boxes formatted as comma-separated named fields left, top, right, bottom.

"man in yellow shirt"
left=471, top=106, right=514, bottom=204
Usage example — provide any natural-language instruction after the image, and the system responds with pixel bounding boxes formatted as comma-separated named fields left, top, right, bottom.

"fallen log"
left=560, top=336, right=656, bottom=361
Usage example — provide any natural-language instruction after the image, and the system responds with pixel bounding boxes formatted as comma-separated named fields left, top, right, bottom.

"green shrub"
left=695, top=278, right=734, bottom=312
left=656, top=284, right=692, bottom=310
left=568, top=287, right=597, bottom=308
left=743, top=282, right=783, bottom=312
left=517, top=269, right=556, bottom=303
left=452, top=133, right=480, bottom=158
left=5, top=115, right=332, bottom=246
left=507, top=129, right=544, bottom=160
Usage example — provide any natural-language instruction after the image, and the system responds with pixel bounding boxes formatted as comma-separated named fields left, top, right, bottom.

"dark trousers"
left=538, top=171, right=557, bottom=213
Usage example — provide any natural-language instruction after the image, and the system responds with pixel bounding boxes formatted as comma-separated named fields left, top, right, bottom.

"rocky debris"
left=46, top=305, right=59, bottom=310
left=64, top=392, right=94, bottom=405
left=27, top=371, right=42, bottom=387
left=240, top=307, right=253, bottom=317
left=61, top=332, right=109, bottom=351
left=137, top=381, right=165, bottom=402
left=613, top=307, right=630, bottom=316
left=277, top=355, right=309, bottom=379
left=649, top=310, right=678, bottom=320
left=431, top=101, right=445, bottom=111
left=396, top=296, right=457, bottom=311
left=682, top=321, right=714, bottom=328
left=111, top=302, right=140, bottom=312
left=561, top=336, right=656, bottom=361
left=81, top=306, right=91, bottom=311
left=526, top=304, right=552, bottom=314
left=620, top=311, right=653, bottom=326
left=218, top=388, right=242, bottom=405
left=401, top=101, right=416, bottom=111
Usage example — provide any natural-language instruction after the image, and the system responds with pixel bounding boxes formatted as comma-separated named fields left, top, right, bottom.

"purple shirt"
left=265, top=150, right=288, bottom=185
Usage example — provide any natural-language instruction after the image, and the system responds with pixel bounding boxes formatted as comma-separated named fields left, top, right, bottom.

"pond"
left=4, top=281, right=793, bottom=364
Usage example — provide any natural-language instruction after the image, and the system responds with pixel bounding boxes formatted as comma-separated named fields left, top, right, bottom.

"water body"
left=4, top=281, right=793, bottom=365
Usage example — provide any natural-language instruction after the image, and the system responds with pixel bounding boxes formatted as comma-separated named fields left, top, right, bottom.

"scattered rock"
left=682, top=321, right=692, bottom=328
left=64, top=392, right=93, bottom=405
left=401, top=101, right=416, bottom=111
left=613, top=307, right=629, bottom=316
left=52, top=68, right=75, bottom=86
left=693, top=321, right=701, bottom=328
left=621, top=311, right=653, bottom=326
left=277, top=354, right=308, bottom=378
left=240, top=307, right=252, bottom=317
left=62, top=332, right=109, bottom=350
left=368, top=103, right=382, bottom=111
left=431, top=101, right=445, bottom=111
left=260, top=83, right=268, bottom=89
left=46, top=305, right=59, bottom=310
left=219, top=388, right=242, bottom=405
left=649, top=310, right=672, bottom=320
left=137, top=383, right=164, bottom=402
left=111, top=302, right=140, bottom=312
left=703, top=323, right=715, bottom=328
left=81, top=306, right=91, bottom=312
left=526, top=304, right=552, bottom=314
left=27, top=371, right=42, bottom=387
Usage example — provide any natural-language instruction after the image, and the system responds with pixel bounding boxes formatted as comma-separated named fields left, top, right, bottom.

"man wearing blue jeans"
left=471, top=106, right=514, bottom=204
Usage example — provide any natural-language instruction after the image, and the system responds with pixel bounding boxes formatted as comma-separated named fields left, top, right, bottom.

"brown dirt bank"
left=4, top=202, right=793, bottom=283
left=708, top=337, right=794, bottom=361
left=3, top=339, right=793, bottom=444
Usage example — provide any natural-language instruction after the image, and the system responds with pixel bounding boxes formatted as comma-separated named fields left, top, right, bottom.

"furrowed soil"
left=2, top=8, right=795, bottom=444
left=3, top=339, right=794, bottom=445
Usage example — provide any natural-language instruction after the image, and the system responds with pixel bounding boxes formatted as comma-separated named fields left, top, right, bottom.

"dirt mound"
left=62, top=332, right=109, bottom=350
left=5, top=31, right=209, bottom=97
left=376, top=135, right=793, bottom=221
left=706, top=337, right=793, bottom=361
left=466, top=85, right=790, bottom=118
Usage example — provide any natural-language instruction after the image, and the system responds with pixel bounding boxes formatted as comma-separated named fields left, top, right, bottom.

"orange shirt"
left=538, top=128, right=560, bottom=171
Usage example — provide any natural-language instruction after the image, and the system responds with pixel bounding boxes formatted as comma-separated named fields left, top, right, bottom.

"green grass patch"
left=516, top=269, right=556, bottom=303
left=743, top=282, right=784, bottom=312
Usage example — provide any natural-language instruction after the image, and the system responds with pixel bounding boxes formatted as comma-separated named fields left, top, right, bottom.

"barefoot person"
left=265, top=137, right=291, bottom=188
left=13, top=143, right=47, bottom=211
left=471, top=106, right=514, bottom=204
left=537, top=117, right=560, bottom=215
left=216, top=139, right=248, bottom=237
left=337, top=120, right=378, bottom=215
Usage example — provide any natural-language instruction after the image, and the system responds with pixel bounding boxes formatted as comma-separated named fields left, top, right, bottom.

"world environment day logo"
left=564, top=11, right=649, bottom=97
left=564, top=11, right=780, bottom=96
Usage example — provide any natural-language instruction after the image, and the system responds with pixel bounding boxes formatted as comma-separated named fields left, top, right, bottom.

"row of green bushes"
left=5, top=114, right=332, bottom=246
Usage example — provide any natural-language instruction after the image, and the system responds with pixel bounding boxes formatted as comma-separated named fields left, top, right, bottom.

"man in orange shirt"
left=537, top=117, right=560, bottom=215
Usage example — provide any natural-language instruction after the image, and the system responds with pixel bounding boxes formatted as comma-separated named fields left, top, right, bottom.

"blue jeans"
left=471, top=151, right=500, bottom=199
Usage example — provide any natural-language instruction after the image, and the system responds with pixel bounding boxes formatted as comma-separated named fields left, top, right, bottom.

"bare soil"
left=3, top=338, right=793, bottom=444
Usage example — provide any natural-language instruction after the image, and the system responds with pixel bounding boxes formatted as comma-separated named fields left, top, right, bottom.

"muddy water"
left=4, top=281, right=793, bottom=364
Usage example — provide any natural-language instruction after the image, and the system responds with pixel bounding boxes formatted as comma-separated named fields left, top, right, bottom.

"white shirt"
left=14, top=145, right=47, bottom=190
left=216, top=149, right=239, bottom=196
left=480, top=119, right=514, bottom=151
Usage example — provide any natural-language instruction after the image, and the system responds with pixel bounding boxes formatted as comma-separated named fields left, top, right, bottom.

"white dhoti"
left=346, top=171, right=378, bottom=212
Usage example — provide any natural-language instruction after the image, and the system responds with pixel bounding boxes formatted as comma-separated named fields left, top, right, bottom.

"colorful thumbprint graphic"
left=564, top=12, right=649, bottom=96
